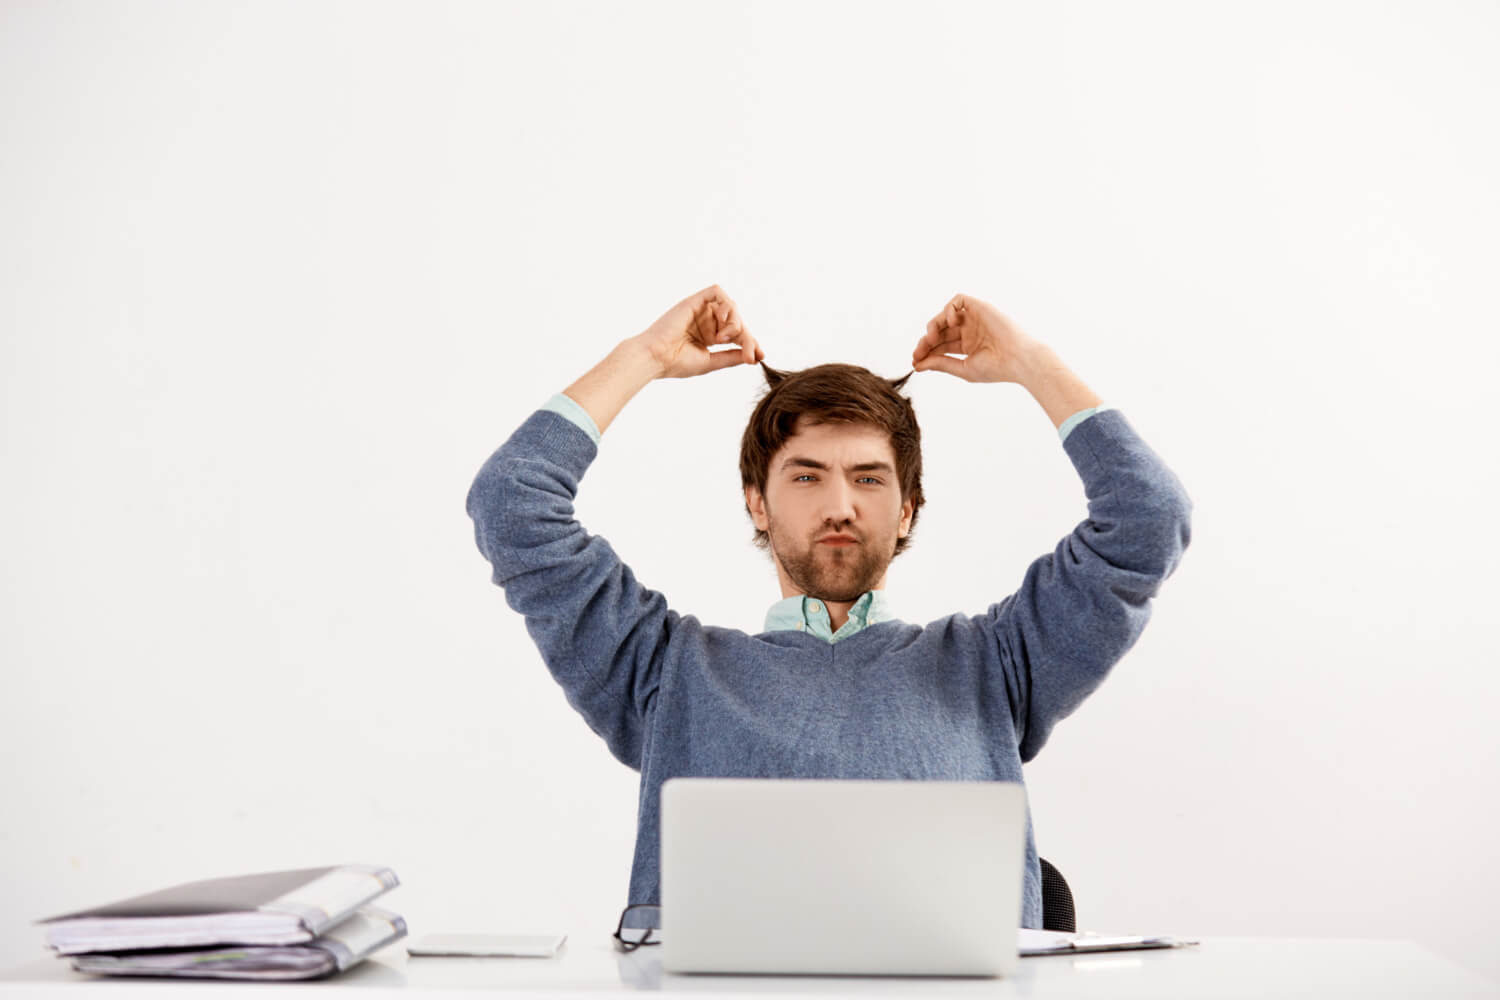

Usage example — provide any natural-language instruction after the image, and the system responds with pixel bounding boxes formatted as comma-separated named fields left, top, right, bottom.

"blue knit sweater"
left=466, top=406, right=1193, bottom=929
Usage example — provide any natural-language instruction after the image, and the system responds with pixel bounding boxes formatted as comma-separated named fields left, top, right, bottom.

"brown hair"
left=739, top=362, right=925, bottom=556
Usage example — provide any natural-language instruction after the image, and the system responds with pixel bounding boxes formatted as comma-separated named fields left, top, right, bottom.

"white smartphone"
left=406, top=933, right=567, bottom=958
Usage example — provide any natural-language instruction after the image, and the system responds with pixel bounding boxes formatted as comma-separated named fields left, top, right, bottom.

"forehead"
left=773, top=417, right=895, bottom=464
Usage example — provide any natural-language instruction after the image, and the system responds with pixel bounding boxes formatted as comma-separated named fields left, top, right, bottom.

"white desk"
left=1, top=936, right=1494, bottom=998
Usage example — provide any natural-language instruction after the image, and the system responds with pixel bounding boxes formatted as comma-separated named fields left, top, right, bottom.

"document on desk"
left=1019, top=928, right=1199, bottom=956
left=68, top=906, right=406, bottom=981
left=37, top=864, right=400, bottom=954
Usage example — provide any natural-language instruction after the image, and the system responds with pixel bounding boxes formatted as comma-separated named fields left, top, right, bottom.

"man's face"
left=744, top=418, right=914, bottom=603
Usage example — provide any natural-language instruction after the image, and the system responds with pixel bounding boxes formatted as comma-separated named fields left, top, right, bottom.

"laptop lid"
left=659, top=777, right=1026, bottom=977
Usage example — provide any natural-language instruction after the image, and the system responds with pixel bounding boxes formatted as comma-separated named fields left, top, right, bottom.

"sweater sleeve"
left=464, top=408, right=675, bottom=769
left=986, top=409, right=1193, bottom=762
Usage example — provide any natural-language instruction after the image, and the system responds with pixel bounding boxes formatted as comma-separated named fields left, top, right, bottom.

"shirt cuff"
left=1058, top=404, right=1113, bottom=444
left=542, top=392, right=603, bottom=446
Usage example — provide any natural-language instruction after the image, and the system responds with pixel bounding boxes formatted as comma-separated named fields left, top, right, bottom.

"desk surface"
left=2, top=936, right=1495, bottom=998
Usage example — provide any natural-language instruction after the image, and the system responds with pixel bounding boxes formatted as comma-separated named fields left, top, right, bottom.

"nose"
left=821, top=478, right=857, bottom=528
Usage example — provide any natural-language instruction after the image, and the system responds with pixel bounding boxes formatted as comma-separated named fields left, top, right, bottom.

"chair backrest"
left=1038, top=857, right=1076, bottom=932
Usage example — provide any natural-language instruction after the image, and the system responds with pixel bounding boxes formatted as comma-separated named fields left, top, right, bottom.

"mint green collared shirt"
left=539, top=391, right=1111, bottom=644
left=762, top=590, right=894, bottom=642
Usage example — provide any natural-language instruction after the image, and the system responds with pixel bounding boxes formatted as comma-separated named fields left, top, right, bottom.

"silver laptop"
left=659, top=777, right=1026, bottom=977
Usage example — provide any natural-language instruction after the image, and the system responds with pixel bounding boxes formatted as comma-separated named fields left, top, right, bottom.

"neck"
left=772, top=561, right=883, bottom=632
left=822, top=597, right=857, bottom=632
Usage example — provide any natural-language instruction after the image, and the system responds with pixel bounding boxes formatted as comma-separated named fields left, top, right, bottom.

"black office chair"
left=1038, top=857, right=1076, bottom=932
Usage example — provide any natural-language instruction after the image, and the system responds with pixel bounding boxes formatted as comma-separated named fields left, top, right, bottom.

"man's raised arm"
left=912, top=293, right=1192, bottom=760
left=465, top=284, right=762, bottom=767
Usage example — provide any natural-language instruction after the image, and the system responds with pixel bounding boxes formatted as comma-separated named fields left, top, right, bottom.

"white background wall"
left=3, top=0, right=1497, bottom=986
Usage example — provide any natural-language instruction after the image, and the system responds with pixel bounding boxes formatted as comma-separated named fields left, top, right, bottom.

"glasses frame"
left=612, top=903, right=661, bottom=953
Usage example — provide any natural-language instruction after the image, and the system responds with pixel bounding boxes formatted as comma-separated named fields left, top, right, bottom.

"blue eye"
left=794, top=474, right=816, bottom=482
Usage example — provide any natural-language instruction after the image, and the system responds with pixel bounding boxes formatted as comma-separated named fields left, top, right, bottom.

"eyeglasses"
left=612, top=904, right=662, bottom=953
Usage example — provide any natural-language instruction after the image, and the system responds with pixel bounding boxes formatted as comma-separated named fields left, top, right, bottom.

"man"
left=466, top=283, right=1192, bottom=930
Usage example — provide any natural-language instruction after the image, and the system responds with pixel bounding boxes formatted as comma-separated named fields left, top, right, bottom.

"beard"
left=768, top=521, right=895, bottom=604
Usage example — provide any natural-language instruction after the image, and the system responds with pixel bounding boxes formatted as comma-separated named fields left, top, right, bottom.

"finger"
left=913, top=319, right=952, bottom=361
left=694, top=283, right=727, bottom=308
left=913, top=333, right=962, bottom=364
left=741, top=333, right=762, bottom=365
left=689, top=302, right=718, bottom=346
left=703, top=301, right=739, bottom=345
left=914, top=353, right=967, bottom=379
left=684, top=286, right=724, bottom=330
left=690, top=284, right=730, bottom=325
left=718, top=314, right=750, bottom=344
left=703, top=329, right=758, bottom=369
left=718, top=302, right=742, bottom=340
left=709, top=298, right=746, bottom=340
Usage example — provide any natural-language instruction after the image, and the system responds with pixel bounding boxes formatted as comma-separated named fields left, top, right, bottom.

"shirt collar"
left=762, top=590, right=892, bottom=641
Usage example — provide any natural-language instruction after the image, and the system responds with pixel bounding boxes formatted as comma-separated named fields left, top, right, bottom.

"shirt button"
left=797, top=623, right=804, bottom=630
left=808, top=601, right=821, bottom=613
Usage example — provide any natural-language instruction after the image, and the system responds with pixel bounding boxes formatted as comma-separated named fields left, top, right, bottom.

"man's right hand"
left=560, top=284, right=765, bottom=437
left=632, top=284, right=764, bottom=379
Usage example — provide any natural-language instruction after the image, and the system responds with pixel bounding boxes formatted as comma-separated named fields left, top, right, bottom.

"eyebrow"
left=780, top=457, right=895, bottom=474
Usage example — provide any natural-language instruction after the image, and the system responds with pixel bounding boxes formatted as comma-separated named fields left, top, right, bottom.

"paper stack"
left=37, top=864, right=407, bottom=981
left=1018, top=928, right=1199, bottom=955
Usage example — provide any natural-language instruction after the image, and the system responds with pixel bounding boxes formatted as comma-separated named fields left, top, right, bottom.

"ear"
left=898, top=496, right=914, bottom=538
left=744, top=484, right=770, bottom=531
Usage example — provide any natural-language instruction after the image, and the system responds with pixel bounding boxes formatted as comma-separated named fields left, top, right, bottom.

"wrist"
left=1014, top=345, right=1103, bottom=431
left=560, top=338, right=664, bottom=437
left=1012, top=343, right=1062, bottom=389
left=617, top=334, right=669, bottom=381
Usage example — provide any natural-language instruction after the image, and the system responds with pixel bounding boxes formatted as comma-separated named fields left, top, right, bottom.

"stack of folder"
left=36, top=864, right=407, bottom=981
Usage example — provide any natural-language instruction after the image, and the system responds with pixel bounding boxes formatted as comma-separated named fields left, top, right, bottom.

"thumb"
left=914, top=353, right=967, bottom=379
left=704, top=346, right=750, bottom=372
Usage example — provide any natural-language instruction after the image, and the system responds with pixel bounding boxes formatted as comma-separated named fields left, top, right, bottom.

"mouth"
left=817, top=534, right=859, bottom=546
